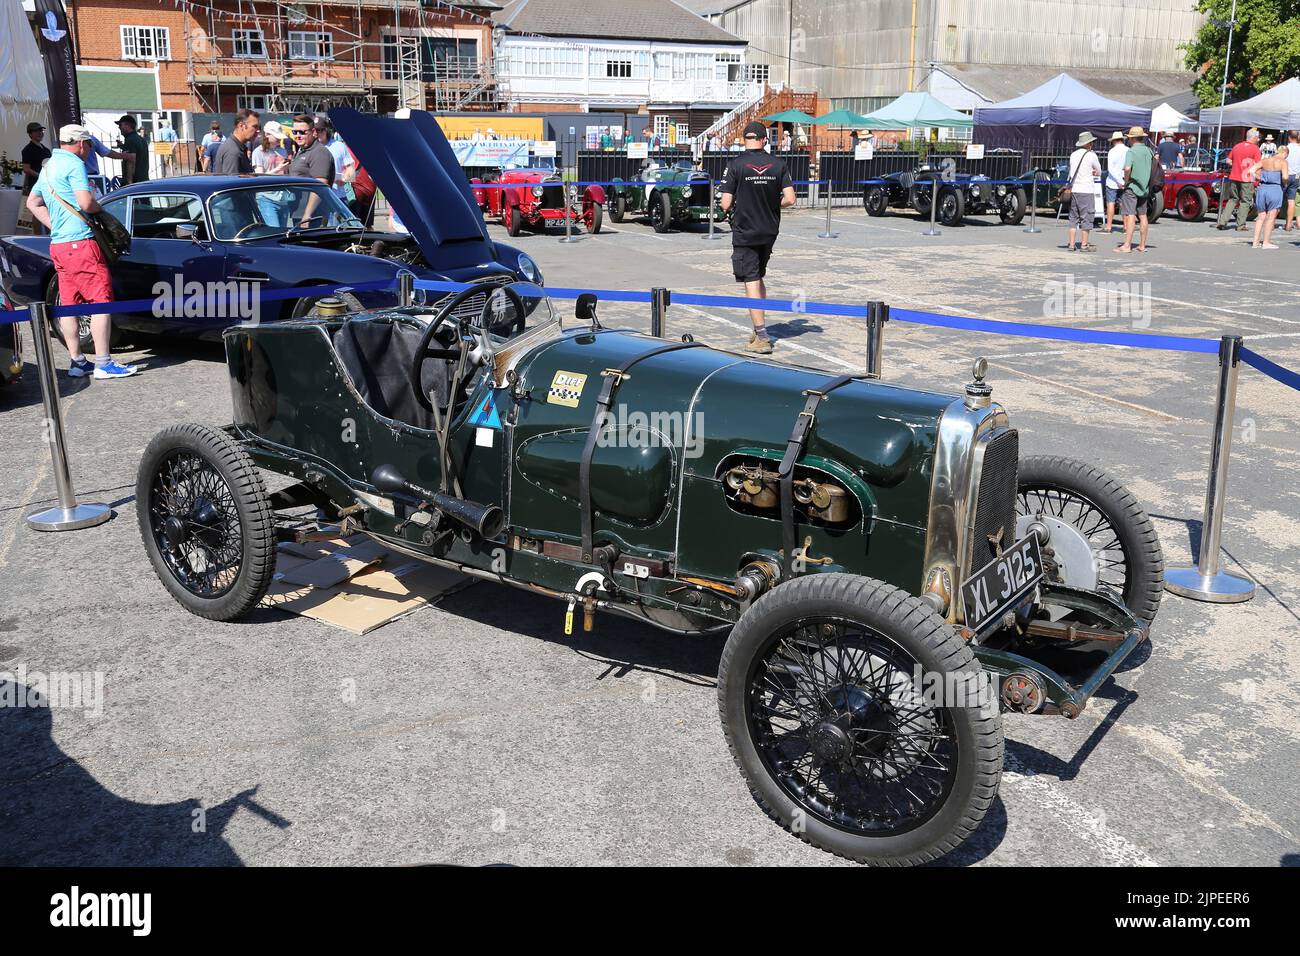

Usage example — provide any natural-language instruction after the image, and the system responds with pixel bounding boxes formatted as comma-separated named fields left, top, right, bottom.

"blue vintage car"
left=0, top=109, right=542, bottom=352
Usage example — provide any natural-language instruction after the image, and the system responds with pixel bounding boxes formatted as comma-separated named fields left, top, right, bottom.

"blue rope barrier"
left=1241, top=347, right=1300, bottom=391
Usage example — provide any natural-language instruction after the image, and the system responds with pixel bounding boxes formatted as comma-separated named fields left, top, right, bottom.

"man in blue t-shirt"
left=25, top=124, right=137, bottom=378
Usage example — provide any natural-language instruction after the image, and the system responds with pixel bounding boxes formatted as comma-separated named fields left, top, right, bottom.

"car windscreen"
left=206, top=184, right=361, bottom=241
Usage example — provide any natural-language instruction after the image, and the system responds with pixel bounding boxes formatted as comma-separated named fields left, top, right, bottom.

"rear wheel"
left=1147, top=190, right=1165, bottom=223
left=650, top=190, right=673, bottom=233
left=718, top=573, right=1003, bottom=866
left=864, top=185, right=888, bottom=216
left=586, top=202, right=603, bottom=234
left=1016, top=456, right=1164, bottom=624
left=1177, top=186, right=1207, bottom=222
left=136, top=423, right=276, bottom=621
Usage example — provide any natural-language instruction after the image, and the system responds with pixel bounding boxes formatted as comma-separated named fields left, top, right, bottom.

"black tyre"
left=1016, top=456, right=1164, bottom=624
left=610, top=193, right=626, bottom=223
left=1177, top=186, right=1208, bottom=222
left=718, top=573, right=1004, bottom=866
left=587, top=202, right=603, bottom=235
left=1147, top=190, right=1165, bottom=223
left=289, top=289, right=363, bottom=321
left=908, top=182, right=932, bottom=217
left=650, top=190, right=672, bottom=233
left=937, top=188, right=965, bottom=226
left=137, top=423, right=276, bottom=621
left=864, top=185, right=888, bottom=216
left=503, top=201, right=523, bottom=237
left=998, top=187, right=1027, bottom=225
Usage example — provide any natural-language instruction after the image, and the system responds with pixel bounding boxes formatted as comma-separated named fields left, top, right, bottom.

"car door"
left=111, top=192, right=232, bottom=336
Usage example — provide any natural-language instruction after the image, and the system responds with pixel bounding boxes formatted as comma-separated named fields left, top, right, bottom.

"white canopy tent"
left=1, top=0, right=50, bottom=232
left=1151, top=102, right=1199, bottom=134
left=1199, top=77, right=1300, bottom=130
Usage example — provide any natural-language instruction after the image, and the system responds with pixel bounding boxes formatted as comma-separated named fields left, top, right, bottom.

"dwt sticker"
left=468, top=391, right=502, bottom=429
left=547, top=370, right=587, bottom=408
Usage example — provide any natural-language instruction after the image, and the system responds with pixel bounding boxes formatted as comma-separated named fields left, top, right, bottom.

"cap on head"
left=58, top=124, right=91, bottom=144
left=742, top=120, right=768, bottom=141
left=262, top=119, right=284, bottom=141
left=27, top=121, right=45, bottom=134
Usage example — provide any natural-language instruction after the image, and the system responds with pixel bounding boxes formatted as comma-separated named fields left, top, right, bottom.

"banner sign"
left=450, top=139, right=532, bottom=168
left=853, top=143, right=874, bottom=161
left=33, top=0, right=81, bottom=129
left=627, top=142, right=649, bottom=159
left=532, top=140, right=556, bottom=158
left=965, top=144, right=986, bottom=160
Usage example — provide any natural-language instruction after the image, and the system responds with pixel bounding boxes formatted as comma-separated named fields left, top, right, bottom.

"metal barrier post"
left=865, top=301, right=889, bottom=378
left=818, top=179, right=839, bottom=239
left=24, top=302, right=113, bottom=532
left=558, top=183, right=581, bottom=243
left=650, top=287, right=670, bottom=337
left=703, top=179, right=724, bottom=240
left=922, top=173, right=941, bottom=237
left=397, top=271, right=414, bottom=307
left=1165, top=335, right=1256, bottom=603
left=1024, top=169, right=1042, bottom=234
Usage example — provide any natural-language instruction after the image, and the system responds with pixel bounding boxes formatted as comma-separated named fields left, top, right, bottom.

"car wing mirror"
left=175, top=223, right=201, bottom=242
left=575, top=292, right=600, bottom=329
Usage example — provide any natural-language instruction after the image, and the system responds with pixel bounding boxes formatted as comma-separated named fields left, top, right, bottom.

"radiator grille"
left=687, top=180, right=711, bottom=208
left=541, top=183, right=567, bottom=209
left=969, top=429, right=1019, bottom=572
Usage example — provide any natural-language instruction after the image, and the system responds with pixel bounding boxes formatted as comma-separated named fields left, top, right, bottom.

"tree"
left=1182, top=0, right=1300, bottom=108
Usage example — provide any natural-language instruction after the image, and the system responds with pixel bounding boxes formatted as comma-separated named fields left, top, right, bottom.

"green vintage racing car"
left=608, top=160, right=725, bottom=233
left=135, top=282, right=1162, bottom=865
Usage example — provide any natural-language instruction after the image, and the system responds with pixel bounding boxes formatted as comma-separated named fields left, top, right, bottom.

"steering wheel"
left=409, top=283, right=526, bottom=412
left=232, top=221, right=264, bottom=240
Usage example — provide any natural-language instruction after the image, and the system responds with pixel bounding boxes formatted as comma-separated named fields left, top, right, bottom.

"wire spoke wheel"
left=749, top=616, right=958, bottom=837
left=1017, top=484, right=1129, bottom=596
left=148, top=451, right=244, bottom=598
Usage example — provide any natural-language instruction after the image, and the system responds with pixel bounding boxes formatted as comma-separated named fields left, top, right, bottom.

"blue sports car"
left=0, top=109, right=542, bottom=352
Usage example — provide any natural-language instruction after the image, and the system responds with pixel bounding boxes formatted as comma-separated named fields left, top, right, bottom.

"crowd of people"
left=1064, top=124, right=1299, bottom=253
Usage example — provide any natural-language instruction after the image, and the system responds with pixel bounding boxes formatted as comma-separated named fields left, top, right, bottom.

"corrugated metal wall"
left=713, top=0, right=1202, bottom=102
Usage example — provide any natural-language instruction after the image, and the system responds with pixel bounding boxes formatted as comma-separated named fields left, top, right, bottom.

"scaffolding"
left=183, top=0, right=503, bottom=115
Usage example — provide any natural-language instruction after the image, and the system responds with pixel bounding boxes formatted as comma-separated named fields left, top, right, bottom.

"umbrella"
left=866, top=92, right=974, bottom=129
left=811, top=108, right=886, bottom=128
left=761, top=109, right=818, bottom=124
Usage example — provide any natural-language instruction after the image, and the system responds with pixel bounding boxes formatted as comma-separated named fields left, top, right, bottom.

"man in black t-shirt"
left=21, top=122, right=51, bottom=197
left=718, top=121, right=795, bottom=354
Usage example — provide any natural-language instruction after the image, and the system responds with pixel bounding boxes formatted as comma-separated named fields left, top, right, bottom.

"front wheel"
left=864, top=185, right=888, bottom=216
left=504, top=202, right=523, bottom=237
left=136, top=423, right=276, bottom=621
left=1016, top=456, right=1164, bottom=624
left=718, top=573, right=1004, bottom=866
left=609, top=194, right=626, bottom=223
left=999, top=188, right=1027, bottom=225
left=937, top=189, right=965, bottom=226
left=1177, top=186, right=1206, bottom=221
left=650, top=190, right=673, bottom=233
left=586, top=202, right=603, bottom=234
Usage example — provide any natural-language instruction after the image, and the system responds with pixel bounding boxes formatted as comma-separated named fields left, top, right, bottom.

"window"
left=128, top=194, right=206, bottom=240
left=288, top=31, right=333, bottom=61
left=606, top=59, right=632, bottom=78
left=236, top=94, right=272, bottom=111
left=715, top=52, right=739, bottom=81
left=121, top=26, right=171, bottom=61
left=233, top=29, right=266, bottom=59
left=744, top=63, right=770, bottom=83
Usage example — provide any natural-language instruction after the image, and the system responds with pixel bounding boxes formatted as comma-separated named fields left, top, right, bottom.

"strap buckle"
left=601, top=368, right=630, bottom=382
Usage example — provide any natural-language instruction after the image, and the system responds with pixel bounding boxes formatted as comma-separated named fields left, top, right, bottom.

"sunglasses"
left=291, top=129, right=311, bottom=136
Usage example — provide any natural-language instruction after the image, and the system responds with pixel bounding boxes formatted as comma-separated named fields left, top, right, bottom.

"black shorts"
left=732, top=242, right=774, bottom=282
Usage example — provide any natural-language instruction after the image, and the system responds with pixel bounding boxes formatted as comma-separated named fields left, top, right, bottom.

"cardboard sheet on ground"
left=262, top=536, right=471, bottom=634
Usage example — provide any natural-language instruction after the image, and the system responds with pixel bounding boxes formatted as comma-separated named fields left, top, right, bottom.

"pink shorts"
left=50, top=240, right=113, bottom=307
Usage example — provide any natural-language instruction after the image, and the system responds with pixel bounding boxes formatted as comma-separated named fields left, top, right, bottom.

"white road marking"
left=990, top=360, right=1183, bottom=421
left=678, top=304, right=862, bottom=371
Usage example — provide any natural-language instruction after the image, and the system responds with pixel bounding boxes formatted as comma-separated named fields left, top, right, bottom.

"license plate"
left=961, top=533, right=1044, bottom=633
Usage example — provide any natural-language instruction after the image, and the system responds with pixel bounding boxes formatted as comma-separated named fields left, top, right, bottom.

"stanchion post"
left=1165, top=335, right=1256, bottom=603
left=703, top=178, right=724, bottom=240
left=650, top=287, right=670, bottom=338
left=865, top=301, right=889, bottom=379
left=558, top=183, right=581, bottom=243
left=818, top=179, right=839, bottom=239
left=24, top=301, right=113, bottom=532
left=922, top=172, right=941, bottom=237
left=1024, top=168, right=1042, bottom=234
left=397, top=270, right=414, bottom=307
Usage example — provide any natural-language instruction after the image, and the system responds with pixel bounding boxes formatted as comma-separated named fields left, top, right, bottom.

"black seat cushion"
left=333, top=318, right=451, bottom=431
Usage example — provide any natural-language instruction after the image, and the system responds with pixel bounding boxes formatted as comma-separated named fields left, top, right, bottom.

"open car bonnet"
left=329, top=108, right=492, bottom=262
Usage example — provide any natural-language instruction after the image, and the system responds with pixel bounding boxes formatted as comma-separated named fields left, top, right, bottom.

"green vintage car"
left=609, top=160, right=724, bottom=233
left=135, top=283, right=1162, bottom=865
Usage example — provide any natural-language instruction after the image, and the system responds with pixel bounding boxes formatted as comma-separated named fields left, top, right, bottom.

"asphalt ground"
left=2, top=201, right=1299, bottom=867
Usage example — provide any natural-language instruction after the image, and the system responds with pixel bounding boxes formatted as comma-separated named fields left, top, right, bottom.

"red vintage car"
left=471, top=163, right=605, bottom=236
left=1161, top=169, right=1229, bottom=222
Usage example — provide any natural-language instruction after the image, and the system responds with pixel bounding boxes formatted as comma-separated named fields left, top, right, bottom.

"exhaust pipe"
left=371, top=464, right=505, bottom=539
